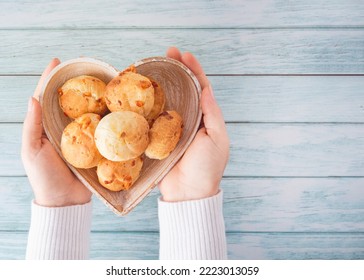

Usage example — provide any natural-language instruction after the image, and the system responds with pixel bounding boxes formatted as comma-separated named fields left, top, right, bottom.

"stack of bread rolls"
left=59, top=66, right=183, bottom=192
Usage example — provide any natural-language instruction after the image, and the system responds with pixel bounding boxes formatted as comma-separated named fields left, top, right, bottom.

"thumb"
left=21, top=97, right=44, bottom=159
left=34, top=58, right=61, bottom=100
left=201, top=85, right=228, bottom=140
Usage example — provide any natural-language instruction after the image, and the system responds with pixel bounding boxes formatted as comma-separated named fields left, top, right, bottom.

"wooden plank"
left=215, top=76, right=364, bottom=123
left=0, top=177, right=33, bottom=231
left=222, top=178, right=364, bottom=232
left=0, top=76, right=36, bottom=123
left=227, top=123, right=364, bottom=177
left=0, top=176, right=160, bottom=231
left=0, top=231, right=159, bottom=260
left=3, top=123, right=364, bottom=176
left=0, top=124, right=24, bottom=176
left=2, top=30, right=364, bottom=75
left=2, top=76, right=364, bottom=123
left=0, top=0, right=363, bottom=28
left=0, top=232, right=27, bottom=260
left=2, top=177, right=364, bottom=232
left=227, top=232, right=364, bottom=260
left=1, top=231, right=363, bottom=260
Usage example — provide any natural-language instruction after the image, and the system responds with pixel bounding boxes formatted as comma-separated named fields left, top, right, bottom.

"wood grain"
left=3, top=75, right=364, bottom=123
left=3, top=123, right=364, bottom=177
left=2, top=29, right=364, bottom=75
left=226, top=232, right=364, bottom=260
left=0, top=0, right=363, bottom=28
left=2, top=177, right=364, bottom=232
left=227, top=123, right=364, bottom=177
left=1, top=232, right=363, bottom=260
left=1, top=0, right=364, bottom=261
left=0, top=124, right=24, bottom=176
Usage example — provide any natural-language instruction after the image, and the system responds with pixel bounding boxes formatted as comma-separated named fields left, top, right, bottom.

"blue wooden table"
left=0, top=0, right=364, bottom=259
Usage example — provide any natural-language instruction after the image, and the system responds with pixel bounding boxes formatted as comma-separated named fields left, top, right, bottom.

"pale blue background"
left=0, top=0, right=364, bottom=259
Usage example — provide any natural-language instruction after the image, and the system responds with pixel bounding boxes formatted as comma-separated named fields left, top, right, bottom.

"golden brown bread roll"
left=94, top=111, right=149, bottom=161
left=61, top=113, right=103, bottom=168
left=97, top=157, right=143, bottom=191
left=58, top=75, right=108, bottom=119
left=145, top=111, right=183, bottom=160
left=145, top=79, right=166, bottom=126
left=105, top=69, right=154, bottom=117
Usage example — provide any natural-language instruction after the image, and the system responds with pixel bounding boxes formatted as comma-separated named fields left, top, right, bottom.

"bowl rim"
left=134, top=56, right=202, bottom=96
left=40, top=57, right=119, bottom=99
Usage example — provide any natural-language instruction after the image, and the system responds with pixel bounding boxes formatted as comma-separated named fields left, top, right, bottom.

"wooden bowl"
left=40, top=57, right=202, bottom=216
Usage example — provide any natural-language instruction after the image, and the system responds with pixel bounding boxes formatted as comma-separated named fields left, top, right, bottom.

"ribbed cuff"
left=158, top=191, right=227, bottom=260
left=26, top=200, right=92, bottom=260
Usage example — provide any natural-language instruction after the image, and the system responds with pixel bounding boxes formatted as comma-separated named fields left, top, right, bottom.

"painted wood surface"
left=1, top=177, right=364, bottom=232
left=2, top=76, right=364, bottom=123
left=227, top=123, right=364, bottom=176
left=1, top=0, right=364, bottom=28
left=1, top=123, right=364, bottom=177
left=1, top=30, right=364, bottom=75
left=1, top=0, right=364, bottom=260
left=1, top=232, right=363, bottom=260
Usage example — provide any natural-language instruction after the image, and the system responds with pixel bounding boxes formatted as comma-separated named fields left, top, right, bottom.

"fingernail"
left=208, top=84, right=215, bottom=100
left=53, top=57, right=61, bottom=64
left=27, top=97, right=33, bottom=112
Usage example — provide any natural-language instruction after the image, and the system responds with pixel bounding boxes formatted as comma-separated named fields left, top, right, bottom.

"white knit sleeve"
left=158, top=191, right=227, bottom=260
left=26, top=200, right=92, bottom=260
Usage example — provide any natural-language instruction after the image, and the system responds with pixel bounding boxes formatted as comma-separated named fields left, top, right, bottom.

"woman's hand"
left=21, top=58, right=92, bottom=207
left=159, top=47, right=230, bottom=202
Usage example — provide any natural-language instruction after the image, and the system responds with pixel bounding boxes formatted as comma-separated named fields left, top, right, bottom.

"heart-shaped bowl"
left=40, top=57, right=202, bottom=216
